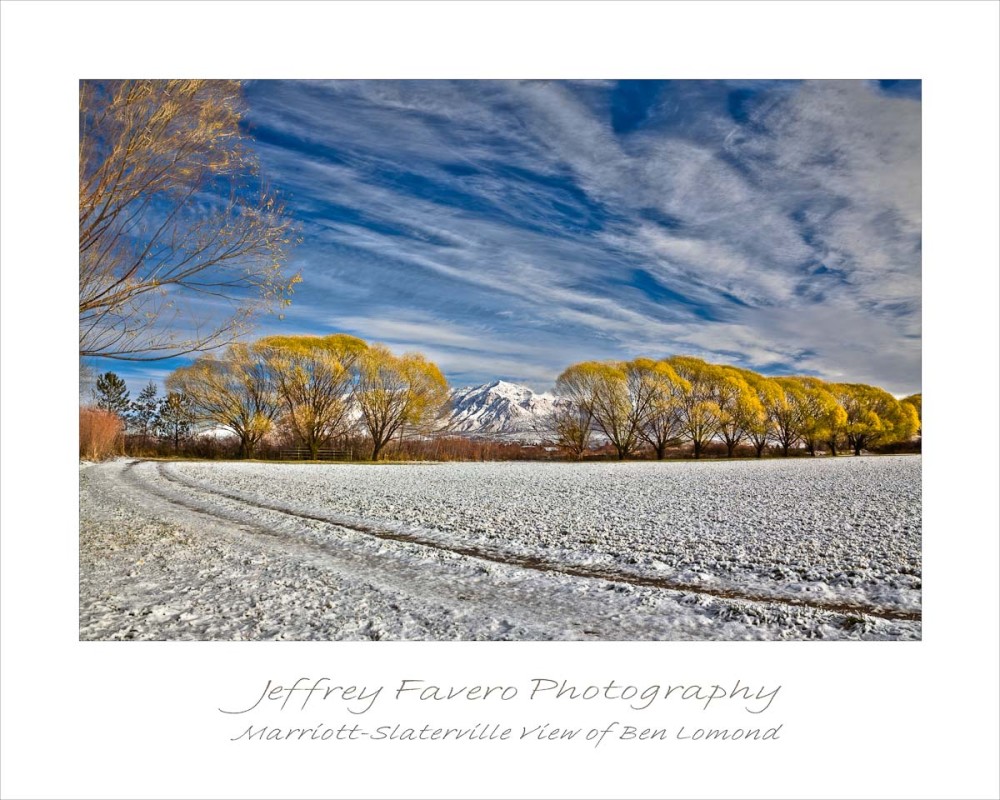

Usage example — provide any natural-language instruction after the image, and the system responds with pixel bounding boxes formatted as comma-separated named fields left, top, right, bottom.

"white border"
left=2, top=2, right=998, bottom=798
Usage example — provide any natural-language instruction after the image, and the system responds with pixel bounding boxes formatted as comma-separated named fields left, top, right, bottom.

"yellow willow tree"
left=601, top=362, right=641, bottom=460
left=637, top=359, right=688, bottom=460
left=901, top=393, right=922, bottom=436
left=667, top=356, right=722, bottom=458
left=166, top=342, right=279, bottom=459
left=554, top=359, right=660, bottom=460
left=591, top=360, right=658, bottom=460
left=898, top=400, right=921, bottom=445
left=825, top=384, right=855, bottom=456
left=793, top=377, right=847, bottom=456
left=354, top=345, right=449, bottom=461
left=739, top=370, right=782, bottom=458
left=712, top=367, right=763, bottom=458
left=549, top=403, right=594, bottom=459
left=262, top=334, right=368, bottom=458
left=767, top=378, right=810, bottom=456
left=553, top=363, right=602, bottom=458
left=79, top=80, right=298, bottom=361
left=836, top=383, right=919, bottom=456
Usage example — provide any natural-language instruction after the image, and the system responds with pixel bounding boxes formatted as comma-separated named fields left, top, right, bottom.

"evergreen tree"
left=155, top=391, right=194, bottom=452
left=94, top=372, right=130, bottom=417
left=130, top=381, right=159, bottom=442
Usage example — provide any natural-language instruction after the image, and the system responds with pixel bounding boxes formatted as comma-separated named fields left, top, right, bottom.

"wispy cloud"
left=99, top=80, right=921, bottom=396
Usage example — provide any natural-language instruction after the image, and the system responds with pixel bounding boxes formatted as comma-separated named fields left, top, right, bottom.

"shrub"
left=80, top=406, right=123, bottom=461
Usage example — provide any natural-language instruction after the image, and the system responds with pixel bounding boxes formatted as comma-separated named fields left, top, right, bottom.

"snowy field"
left=79, top=456, right=921, bottom=641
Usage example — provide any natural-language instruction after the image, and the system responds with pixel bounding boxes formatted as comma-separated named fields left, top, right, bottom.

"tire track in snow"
left=141, top=460, right=921, bottom=623
left=107, top=461, right=730, bottom=640
left=103, top=463, right=625, bottom=640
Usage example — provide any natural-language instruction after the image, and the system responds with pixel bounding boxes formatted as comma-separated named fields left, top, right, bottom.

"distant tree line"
left=87, top=334, right=450, bottom=461
left=552, top=355, right=921, bottom=460
left=81, top=340, right=920, bottom=463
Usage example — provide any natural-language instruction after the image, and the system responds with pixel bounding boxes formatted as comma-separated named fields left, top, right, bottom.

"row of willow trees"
left=552, top=356, right=921, bottom=460
left=137, top=335, right=918, bottom=462
left=164, top=334, right=448, bottom=460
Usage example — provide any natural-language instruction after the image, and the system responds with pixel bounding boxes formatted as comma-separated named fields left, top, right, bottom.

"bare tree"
left=79, top=80, right=298, bottom=361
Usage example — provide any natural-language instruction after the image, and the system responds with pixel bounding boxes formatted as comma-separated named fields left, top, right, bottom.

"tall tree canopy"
left=166, top=342, right=279, bottom=459
left=94, top=371, right=130, bottom=416
left=835, top=383, right=919, bottom=456
left=768, top=377, right=808, bottom=457
left=713, top=367, right=761, bottom=458
left=555, top=360, right=660, bottom=460
left=901, top=393, right=922, bottom=436
left=354, top=345, right=450, bottom=461
left=261, top=334, right=368, bottom=458
left=738, top=370, right=782, bottom=458
left=667, top=356, right=722, bottom=459
left=637, top=359, right=688, bottom=460
left=79, top=80, right=298, bottom=360
left=795, top=377, right=847, bottom=456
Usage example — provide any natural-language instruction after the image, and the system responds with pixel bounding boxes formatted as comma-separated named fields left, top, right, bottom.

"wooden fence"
left=276, top=448, right=352, bottom=461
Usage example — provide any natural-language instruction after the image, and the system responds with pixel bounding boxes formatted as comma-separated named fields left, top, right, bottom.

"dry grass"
left=80, top=407, right=123, bottom=461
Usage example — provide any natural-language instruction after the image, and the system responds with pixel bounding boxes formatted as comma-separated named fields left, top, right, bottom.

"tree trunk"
left=755, top=442, right=765, bottom=458
left=309, top=440, right=319, bottom=459
left=827, top=439, right=838, bottom=457
left=693, top=440, right=701, bottom=459
left=781, top=441, right=789, bottom=457
left=371, top=442, right=382, bottom=461
left=726, top=441, right=735, bottom=458
left=656, top=443, right=666, bottom=460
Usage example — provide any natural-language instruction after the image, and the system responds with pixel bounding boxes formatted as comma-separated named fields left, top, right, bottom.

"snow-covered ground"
left=79, top=456, right=921, bottom=641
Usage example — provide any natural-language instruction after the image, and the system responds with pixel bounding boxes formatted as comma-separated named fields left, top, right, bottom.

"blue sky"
left=87, top=79, right=921, bottom=397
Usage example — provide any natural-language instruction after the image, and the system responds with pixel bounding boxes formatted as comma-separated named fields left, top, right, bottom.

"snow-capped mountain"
left=446, top=380, right=563, bottom=440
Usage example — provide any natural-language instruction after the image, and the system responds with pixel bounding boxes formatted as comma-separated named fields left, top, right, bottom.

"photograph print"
left=79, top=79, right=922, bottom=642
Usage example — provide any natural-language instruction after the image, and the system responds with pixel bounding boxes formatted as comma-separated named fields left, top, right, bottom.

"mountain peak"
left=447, top=380, right=563, bottom=441
left=466, top=378, right=524, bottom=392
